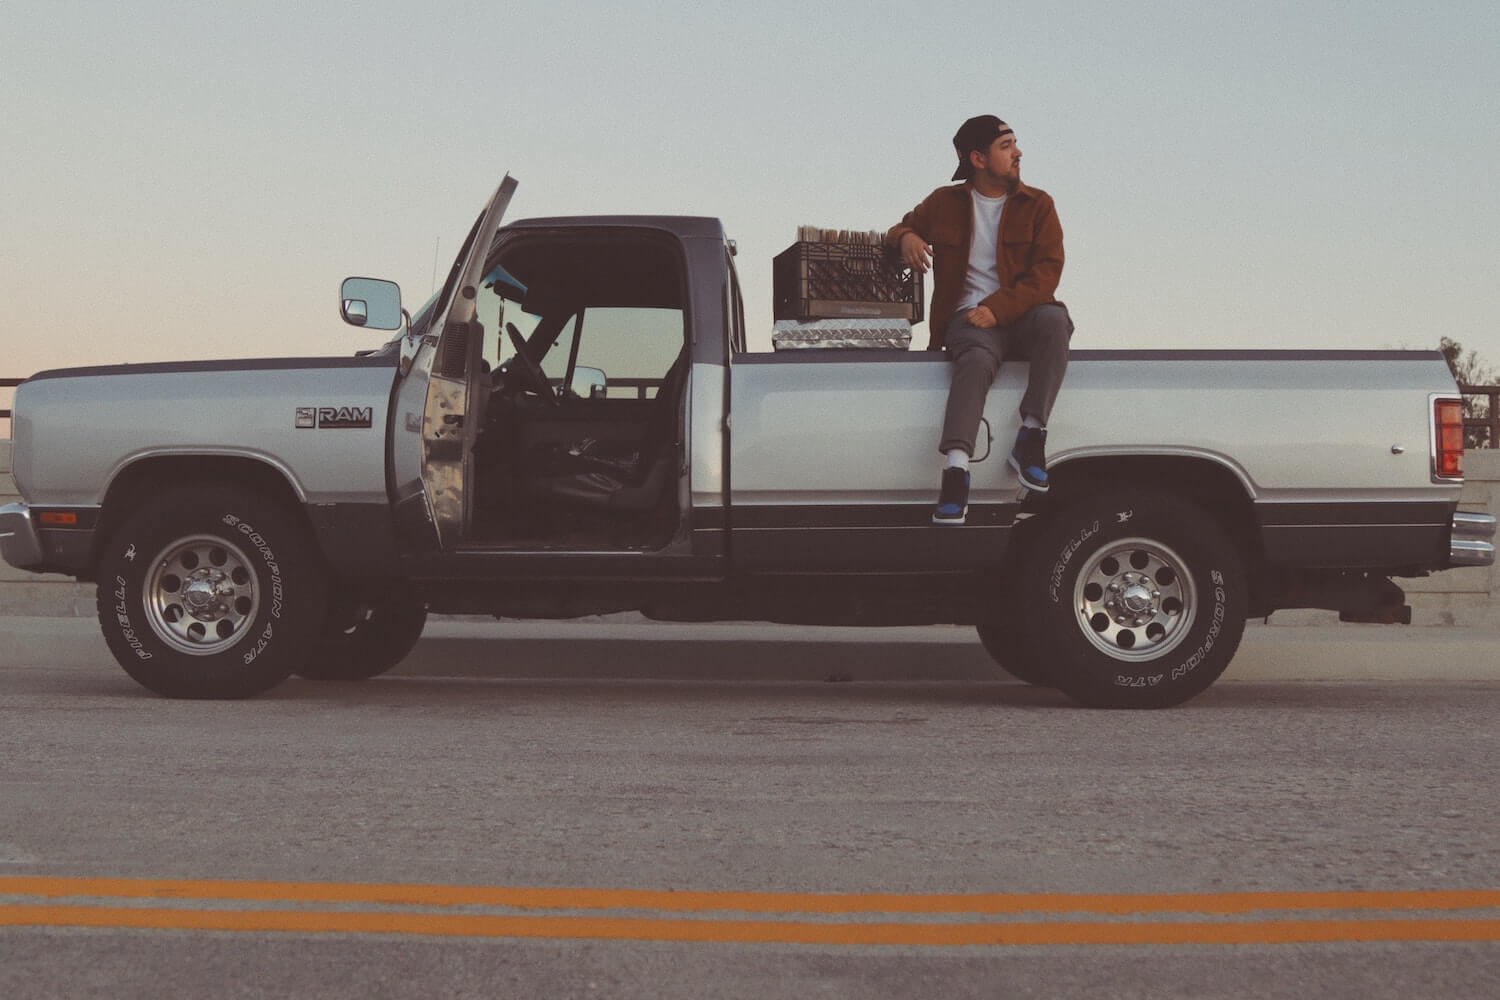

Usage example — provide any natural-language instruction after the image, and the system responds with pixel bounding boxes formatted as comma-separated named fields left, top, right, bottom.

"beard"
left=988, top=164, right=1021, bottom=191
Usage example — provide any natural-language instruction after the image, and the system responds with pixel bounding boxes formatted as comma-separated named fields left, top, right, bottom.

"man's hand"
left=966, top=305, right=998, bottom=328
left=899, top=232, right=933, bottom=274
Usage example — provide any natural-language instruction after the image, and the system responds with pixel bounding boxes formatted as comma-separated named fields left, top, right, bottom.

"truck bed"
left=715, top=348, right=1460, bottom=573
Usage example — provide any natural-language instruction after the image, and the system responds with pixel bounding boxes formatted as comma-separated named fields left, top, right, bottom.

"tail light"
left=1433, top=396, right=1464, bottom=481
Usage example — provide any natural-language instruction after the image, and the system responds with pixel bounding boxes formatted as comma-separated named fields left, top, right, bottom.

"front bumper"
left=1451, top=511, right=1496, bottom=567
left=0, top=502, right=45, bottom=571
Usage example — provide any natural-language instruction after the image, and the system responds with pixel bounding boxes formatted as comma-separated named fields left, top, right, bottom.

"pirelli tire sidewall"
left=1024, top=489, right=1248, bottom=709
left=95, top=487, right=327, bottom=699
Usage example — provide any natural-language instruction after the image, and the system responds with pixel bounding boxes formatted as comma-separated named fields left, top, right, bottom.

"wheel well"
left=94, top=456, right=309, bottom=571
left=1041, top=455, right=1271, bottom=610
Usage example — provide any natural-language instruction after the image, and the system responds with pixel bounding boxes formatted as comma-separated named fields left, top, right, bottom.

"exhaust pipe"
left=1451, top=511, right=1496, bottom=567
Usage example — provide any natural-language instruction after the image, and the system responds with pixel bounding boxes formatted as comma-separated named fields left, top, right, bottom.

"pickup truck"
left=2, top=176, right=1494, bottom=707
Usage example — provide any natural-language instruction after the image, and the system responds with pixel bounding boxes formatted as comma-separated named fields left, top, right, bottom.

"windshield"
left=368, top=186, right=507, bottom=353
left=408, top=289, right=442, bottom=338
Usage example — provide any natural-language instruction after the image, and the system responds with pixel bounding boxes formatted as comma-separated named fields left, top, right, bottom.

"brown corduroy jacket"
left=886, top=181, right=1065, bottom=350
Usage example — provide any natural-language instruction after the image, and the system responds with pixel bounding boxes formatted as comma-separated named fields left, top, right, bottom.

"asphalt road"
left=2, top=617, right=1499, bottom=998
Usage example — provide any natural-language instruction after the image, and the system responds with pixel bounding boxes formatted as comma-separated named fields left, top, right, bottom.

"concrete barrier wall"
left=2, top=440, right=1497, bottom=623
left=1395, top=448, right=1500, bottom=626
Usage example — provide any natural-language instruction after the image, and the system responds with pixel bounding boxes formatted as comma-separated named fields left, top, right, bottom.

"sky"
left=3, top=0, right=1499, bottom=406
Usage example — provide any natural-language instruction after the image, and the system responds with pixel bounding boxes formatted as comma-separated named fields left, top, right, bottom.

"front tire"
left=1018, top=489, right=1247, bottom=708
left=96, top=486, right=327, bottom=698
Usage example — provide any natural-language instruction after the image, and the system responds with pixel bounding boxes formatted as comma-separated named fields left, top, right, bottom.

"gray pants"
left=939, top=303, right=1073, bottom=456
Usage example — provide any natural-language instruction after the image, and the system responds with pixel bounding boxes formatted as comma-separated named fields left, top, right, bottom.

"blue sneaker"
left=1009, top=427, right=1049, bottom=493
left=932, top=467, right=970, bottom=525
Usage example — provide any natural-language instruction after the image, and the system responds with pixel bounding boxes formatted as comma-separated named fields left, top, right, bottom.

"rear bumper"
left=0, top=502, right=44, bottom=571
left=1451, top=511, right=1496, bottom=567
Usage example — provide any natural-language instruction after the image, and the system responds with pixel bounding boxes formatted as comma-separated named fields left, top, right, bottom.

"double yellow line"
left=4, top=878, right=1499, bottom=947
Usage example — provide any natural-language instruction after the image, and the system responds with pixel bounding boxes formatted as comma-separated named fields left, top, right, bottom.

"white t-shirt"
left=958, top=191, right=1007, bottom=313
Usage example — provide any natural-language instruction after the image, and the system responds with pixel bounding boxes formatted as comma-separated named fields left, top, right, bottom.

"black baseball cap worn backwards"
left=952, top=114, right=1013, bottom=181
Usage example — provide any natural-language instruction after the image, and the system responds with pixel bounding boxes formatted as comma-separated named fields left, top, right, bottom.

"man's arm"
left=978, top=197, right=1065, bottom=326
left=886, top=198, right=935, bottom=273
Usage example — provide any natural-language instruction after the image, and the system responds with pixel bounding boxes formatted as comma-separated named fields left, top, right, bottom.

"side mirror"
left=571, top=366, right=607, bottom=399
left=340, top=277, right=403, bottom=331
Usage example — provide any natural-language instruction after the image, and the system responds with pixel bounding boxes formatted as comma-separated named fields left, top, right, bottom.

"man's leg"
left=1005, top=303, right=1073, bottom=492
left=1013, top=303, right=1072, bottom=426
left=939, top=320, right=1004, bottom=456
left=933, top=317, right=1003, bottom=525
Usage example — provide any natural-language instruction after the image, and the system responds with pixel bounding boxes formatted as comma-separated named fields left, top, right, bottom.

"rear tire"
left=95, top=486, right=326, bottom=699
left=976, top=520, right=1055, bottom=687
left=1017, top=489, right=1247, bottom=708
left=296, top=598, right=428, bottom=681
left=976, top=621, right=1055, bottom=687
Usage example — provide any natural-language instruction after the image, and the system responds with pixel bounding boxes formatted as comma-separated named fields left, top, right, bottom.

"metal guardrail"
left=3, top=377, right=1496, bottom=442
left=547, top=377, right=659, bottom=400
left=0, top=375, right=662, bottom=421
left=0, top=378, right=21, bottom=422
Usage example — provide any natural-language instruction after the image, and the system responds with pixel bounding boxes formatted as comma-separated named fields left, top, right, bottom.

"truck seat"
left=535, top=350, right=687, bottom=512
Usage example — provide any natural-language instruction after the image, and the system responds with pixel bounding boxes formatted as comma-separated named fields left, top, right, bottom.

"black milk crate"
left=773, top=241, right=924, bottom=323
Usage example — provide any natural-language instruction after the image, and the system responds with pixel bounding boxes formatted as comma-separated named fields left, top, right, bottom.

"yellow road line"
left=4, top=878, right=1500, bottom=916
left=3, top=904, right=1500, bottom=946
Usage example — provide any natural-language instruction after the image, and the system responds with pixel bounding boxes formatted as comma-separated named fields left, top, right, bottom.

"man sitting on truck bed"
left=887, top=114, right=1072, bottom=524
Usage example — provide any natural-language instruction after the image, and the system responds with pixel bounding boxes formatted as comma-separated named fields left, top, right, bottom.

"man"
left=887, top=114, right=1072, bottom=525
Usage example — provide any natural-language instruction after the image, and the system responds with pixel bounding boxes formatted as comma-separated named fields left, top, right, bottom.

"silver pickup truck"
left=2, top=176, right=1493, bottom=707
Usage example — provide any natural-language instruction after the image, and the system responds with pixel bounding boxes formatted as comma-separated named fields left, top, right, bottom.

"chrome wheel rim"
left=1073, top=536, right=1196, bottom=661
left=143, top=534, right=260, bottom=656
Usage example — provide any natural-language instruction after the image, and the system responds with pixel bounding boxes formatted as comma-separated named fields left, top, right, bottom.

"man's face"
left=973, top=133, right=1021, bottom=187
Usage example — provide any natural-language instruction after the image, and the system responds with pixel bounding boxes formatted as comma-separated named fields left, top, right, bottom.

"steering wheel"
left=505, top=322, right=558, bottom=406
